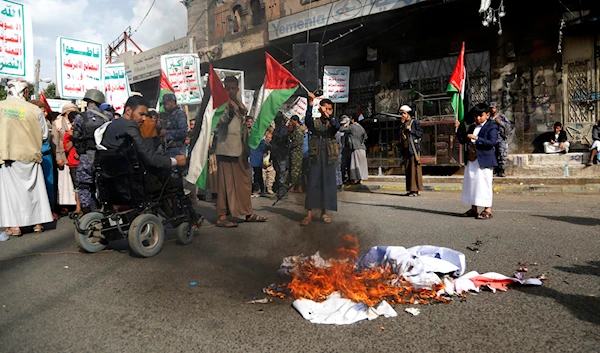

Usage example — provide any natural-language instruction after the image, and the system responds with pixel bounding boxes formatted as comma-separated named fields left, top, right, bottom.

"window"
left=250, top=0, right=265, bottom=26
left=231, top=5, right=242, bottom=33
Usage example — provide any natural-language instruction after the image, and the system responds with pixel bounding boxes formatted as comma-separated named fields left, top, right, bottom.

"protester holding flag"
left=211, top=76, right=266, bottom=227
left=302, top=92, right=340, bottom=226
left=456, top=103, right=498, bottom=220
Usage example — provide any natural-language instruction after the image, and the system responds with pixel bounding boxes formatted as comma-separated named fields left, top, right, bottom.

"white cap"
left=399, top=105, right=412, bottom=113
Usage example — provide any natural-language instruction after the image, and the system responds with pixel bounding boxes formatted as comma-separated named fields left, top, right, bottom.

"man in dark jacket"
left=543, top=122, right=569, bottom=154
left=399, top=105, right=423, bottom=196
left=456, top=103, right=499, bottom=220
left=586, top=121, right=600, bottom=166
left=272, top=112, right=289, bottom=196
left=99, top=96, right=186, bottom=170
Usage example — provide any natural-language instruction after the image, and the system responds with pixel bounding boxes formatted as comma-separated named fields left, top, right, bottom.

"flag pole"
left=298, top=81, right=311, bottom=94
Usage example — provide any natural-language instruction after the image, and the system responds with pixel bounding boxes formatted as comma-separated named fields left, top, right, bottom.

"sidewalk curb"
left=343, top=184, right=600, bottom=195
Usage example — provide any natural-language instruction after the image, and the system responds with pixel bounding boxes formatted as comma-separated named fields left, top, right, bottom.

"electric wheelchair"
left=73, top=135, right=201, bottom=258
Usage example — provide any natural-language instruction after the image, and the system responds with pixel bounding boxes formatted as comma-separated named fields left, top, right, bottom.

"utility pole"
left=33, top=59, right=40, bottom=100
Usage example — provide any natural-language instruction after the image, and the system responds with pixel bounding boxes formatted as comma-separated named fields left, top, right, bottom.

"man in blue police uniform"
left=160, top=94, right=188, bottom=158
left=72, top=89, right=111, bottom=212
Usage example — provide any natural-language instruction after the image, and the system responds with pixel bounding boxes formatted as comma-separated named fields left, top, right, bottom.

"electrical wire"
left=133, top=0, right=157, bottom=33
left=324, top=9, right=424, bottom=55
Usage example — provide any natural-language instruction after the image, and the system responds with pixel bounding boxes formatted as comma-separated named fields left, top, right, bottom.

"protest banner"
left=47, top=98, right=74, bottom=112
left=243, top=89, right=255, bottom=113
left=56, top=37, right=103, bottom=99
left=0, top=0, right=34, bottom=81
left=283, top=96, right=322, bottom=121
left=104, top=63, right=130, bottom=114
left=323, top=66, right=350, bottom=103
left=213, top=68, right=246, bottom=105
left=160, top=53, right=203, bottom=105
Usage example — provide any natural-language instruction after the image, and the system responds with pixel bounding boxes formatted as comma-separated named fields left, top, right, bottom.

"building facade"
left=187, top=0, right=600, bottom=159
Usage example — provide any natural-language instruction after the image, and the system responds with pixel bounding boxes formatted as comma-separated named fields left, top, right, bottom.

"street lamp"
left=33, top=78, right=52, bottom=100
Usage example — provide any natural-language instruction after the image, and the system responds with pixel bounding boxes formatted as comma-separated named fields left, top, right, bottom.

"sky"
left=21, top=0, right=188, bottom=88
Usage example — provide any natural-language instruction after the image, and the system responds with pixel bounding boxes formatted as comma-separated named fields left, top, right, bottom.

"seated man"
left=97, top=96, right=186, bottom=198
left=586, top=120, right=600, bottom=166
left=543, top=122, right=570, bottom=154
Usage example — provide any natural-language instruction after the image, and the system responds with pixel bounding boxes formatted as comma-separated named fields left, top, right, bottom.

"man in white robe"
left=0, top=80, right=54, bottom=237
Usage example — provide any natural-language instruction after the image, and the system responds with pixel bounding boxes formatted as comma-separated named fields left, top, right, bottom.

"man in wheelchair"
left=73, top=96, right=200, bottom=258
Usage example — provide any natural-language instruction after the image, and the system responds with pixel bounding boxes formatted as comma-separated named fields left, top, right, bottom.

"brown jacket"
left=0, top=98, right=45, bottom=164
left=216, top=99, right=249, bottom=158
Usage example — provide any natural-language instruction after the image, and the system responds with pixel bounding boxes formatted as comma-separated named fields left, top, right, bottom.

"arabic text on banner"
left=104, top=63, right=131, bottom=114
left=323, top=66, right=350, bottom=103
left=0, top=1, right=34, bottom=81
left=160, top=53, right=203, bottom=105
left=47, top=99, right=74, bottom=113
left=56, top=37, right=104, bottom=99
left=283, top=96, right=323, bottom=120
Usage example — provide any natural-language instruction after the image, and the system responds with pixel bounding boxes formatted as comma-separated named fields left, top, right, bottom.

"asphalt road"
left=0, top=191, right=598, bottom=352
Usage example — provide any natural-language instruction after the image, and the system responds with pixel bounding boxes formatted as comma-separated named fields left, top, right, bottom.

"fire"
left=269, top=235, right=450, bottom=307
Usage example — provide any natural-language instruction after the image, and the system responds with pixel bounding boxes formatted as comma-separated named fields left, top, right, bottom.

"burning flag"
left=446, top=42, right=473, bottom=126
left=156, top=69, right=176, bottom=113
left=248, top=53, right=299, bottom=149
left=185, top=66, right=230, bottom=189
left=264, top=235, right=543, bottom=325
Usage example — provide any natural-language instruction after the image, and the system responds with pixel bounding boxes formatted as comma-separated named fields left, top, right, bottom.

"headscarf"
left=7, top=79, right=28, bottom=99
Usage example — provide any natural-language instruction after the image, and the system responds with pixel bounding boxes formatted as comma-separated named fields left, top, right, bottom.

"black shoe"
left=498, top=172, right=506, bottom=177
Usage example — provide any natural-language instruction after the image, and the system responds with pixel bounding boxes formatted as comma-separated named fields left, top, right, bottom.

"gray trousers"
left=495, top=140, right=508, bottom=171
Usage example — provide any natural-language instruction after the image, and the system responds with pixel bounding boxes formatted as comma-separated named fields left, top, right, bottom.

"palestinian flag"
left=446, top=42, right=473, bottom=125
left=357, top=107, right=364, bottom=121
left=185, top=66, right=230, bottom=189
left=248, top=53, right=299, bottom=149
left=156, top=69, right=176, bottom=113
left=39, top=92, right=53, bottom=114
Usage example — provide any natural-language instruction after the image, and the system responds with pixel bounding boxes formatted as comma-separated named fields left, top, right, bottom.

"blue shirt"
left=250, top=139, right=267, bottom=168
left=303, top=131, right=309, bottom=158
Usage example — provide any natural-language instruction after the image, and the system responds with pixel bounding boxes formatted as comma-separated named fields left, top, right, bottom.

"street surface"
left=1, top=191, right=599, bottom=352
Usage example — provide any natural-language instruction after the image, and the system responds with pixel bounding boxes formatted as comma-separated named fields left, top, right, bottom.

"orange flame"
left=270, top=235, right=450, bottom=307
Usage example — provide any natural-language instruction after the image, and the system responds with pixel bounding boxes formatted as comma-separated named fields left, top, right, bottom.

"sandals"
left=477, top=210, right=493, bottom=220
left=215, top=219, right=238, bottom=228
left=300, top=217, right=312, bottom=226
left=5, top=227, right=22, bottom=236
left=460, top=209, right=479, bottom=218
left=245, top=214, right=268, bottom=222
left=33, top=225, right=44, bottom=233
left=321, top=215, right=332, bottom=224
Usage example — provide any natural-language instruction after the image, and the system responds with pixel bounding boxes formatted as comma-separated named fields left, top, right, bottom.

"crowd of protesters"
left=3, top=71, right=580, bottom=241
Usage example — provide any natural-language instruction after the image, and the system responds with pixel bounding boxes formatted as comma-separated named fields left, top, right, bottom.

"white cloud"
left=20, top=0, right=188, bottom=83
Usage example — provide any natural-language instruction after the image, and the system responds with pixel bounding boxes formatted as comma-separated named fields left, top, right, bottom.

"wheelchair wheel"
left=75, top=212, right=106, bottom=253
left=128, top=214, right=165, bottom=258
left=175, top=222, right=193, bottom=245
